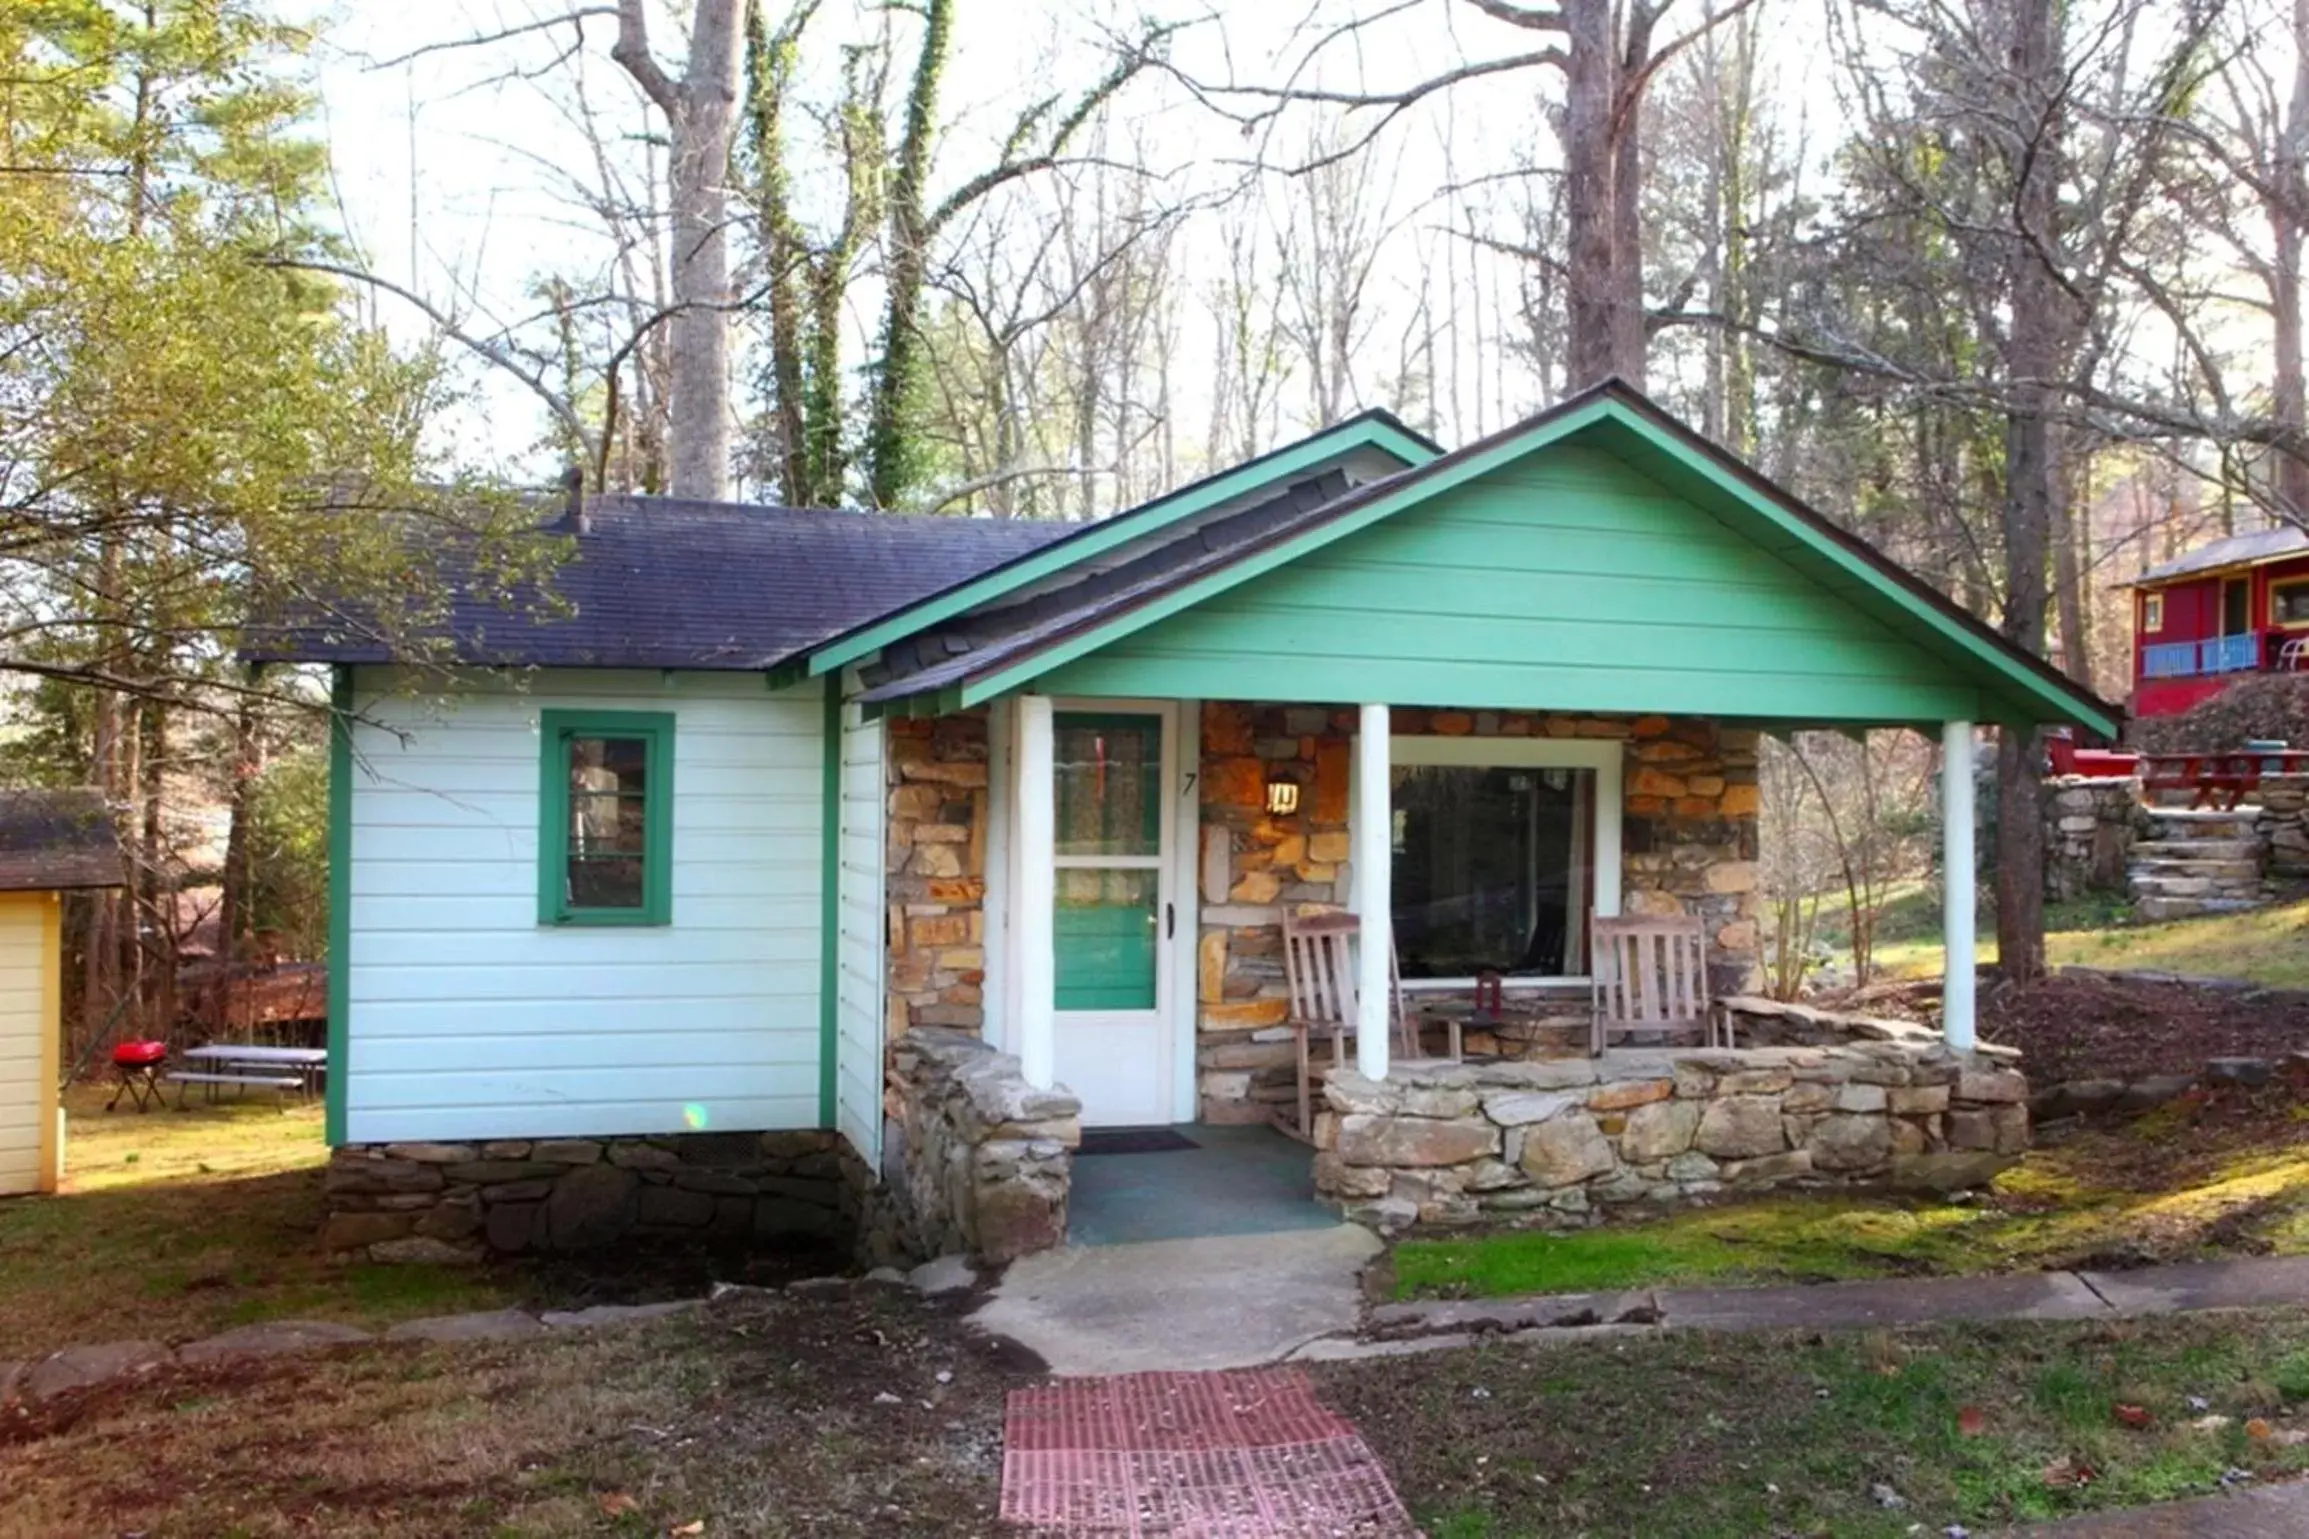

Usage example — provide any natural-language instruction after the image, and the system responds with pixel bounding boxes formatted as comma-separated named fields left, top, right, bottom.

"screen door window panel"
left=1052, top=712, right=1163, bottom=1012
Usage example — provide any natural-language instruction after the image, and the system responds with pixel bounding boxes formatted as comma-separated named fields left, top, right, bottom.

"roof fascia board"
left=1577, top=411, right=2120, bottom=735
left=950, top=399, right=1621, bottom=707
left=802, top=417, right=1439, bottom=678
left=2128, top=551, right=2308, bottom=590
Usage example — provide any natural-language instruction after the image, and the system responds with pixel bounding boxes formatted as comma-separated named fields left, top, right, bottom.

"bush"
left=2136, top=673, right=2309, bottom=753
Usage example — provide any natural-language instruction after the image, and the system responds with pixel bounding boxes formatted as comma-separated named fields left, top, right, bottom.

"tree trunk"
left=615, top=0, right=741, bottom=502
left=864, top=0, right=955, bottom=509
left=2274, top=0, right=2309, bottom=523
left=1993, top=0, right=2063, bottom=985
left=1562, top=0, right=1623, bottom=388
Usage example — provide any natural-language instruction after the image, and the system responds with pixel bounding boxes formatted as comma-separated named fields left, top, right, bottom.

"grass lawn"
left=1323, top=1309, right=2309, bottom=1537
left=0, top=1085, right=517, bottom=1360
left=1, top=1285, right=1020, bottom=1538
left=1393, top=1090, right=2309, bottom=1299
left=1857, top=890, right=2309, bottom=990
left=11, top=1282, right=2309, bottom=1537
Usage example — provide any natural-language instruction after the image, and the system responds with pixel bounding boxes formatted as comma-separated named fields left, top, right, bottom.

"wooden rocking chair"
left=1278, top=908, right=1427, bottom=1140
left=1589, top=914, right=1733, bottom=1054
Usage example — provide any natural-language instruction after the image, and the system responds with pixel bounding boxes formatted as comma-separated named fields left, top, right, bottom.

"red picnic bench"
left=2140, top=749, right=2309, bottom=810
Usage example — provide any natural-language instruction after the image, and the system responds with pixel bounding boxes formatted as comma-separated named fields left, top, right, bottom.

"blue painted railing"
left=2143, top=634, right=2262, bottom=679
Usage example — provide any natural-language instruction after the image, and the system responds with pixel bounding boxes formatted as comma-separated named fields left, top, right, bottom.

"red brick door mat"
left=1000, top=1367, right=1419, bottom=1536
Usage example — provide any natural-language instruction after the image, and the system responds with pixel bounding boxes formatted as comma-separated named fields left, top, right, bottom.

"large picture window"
left=1392, top=763, right=1593, bottom=978
left=1357, top=737, right=1623, bottom=983
left=2275, top=580, right=2309, bottom=628
left=538, top=709, right=674, bottom=926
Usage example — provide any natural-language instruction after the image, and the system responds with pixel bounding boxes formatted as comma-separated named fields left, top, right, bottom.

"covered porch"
left=831, top=384, right=2120, bottom=1253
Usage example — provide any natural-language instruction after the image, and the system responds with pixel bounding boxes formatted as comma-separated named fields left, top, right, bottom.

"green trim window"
left=538, top=709, right=674, bottom=925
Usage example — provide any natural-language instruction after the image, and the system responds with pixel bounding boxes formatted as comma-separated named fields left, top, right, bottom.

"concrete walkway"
left=2014, top=1479, right=2309, bottom=1535
left=1330, top=1255, right=2309, bottom=1359
left=971, top=1224, right=1383, bottom=1376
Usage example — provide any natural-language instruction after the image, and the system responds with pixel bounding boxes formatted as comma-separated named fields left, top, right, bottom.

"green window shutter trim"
left=325, top=665, right=353, bottom=1147
left=537, top=708, right=676, bottom=927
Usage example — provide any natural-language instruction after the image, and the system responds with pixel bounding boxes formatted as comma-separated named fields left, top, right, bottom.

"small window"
left=2142, top=592, right=2164, bottom=632
left=2275, top=581, right=2309, bottom=628
left=539, top=710, right=673, bottom=925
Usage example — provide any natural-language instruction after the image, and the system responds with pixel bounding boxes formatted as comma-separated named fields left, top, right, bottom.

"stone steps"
left=2135, top=894, right=2271, bottom=922
left=2130, top=872, right=2264, bottom=899
left=2144, top=808, right=2261, bottom=841
left=2132, top=837, right=2263, bottom=861
left=2127, top=857, right=2265, bottom=882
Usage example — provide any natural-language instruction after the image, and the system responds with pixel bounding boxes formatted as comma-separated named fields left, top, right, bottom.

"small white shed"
left=0, top=789, right=123, bottom=1197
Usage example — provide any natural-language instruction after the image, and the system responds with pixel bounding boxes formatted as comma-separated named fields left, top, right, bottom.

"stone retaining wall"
left=2043, top=776, right=2143, bottom=900
left=1314, top=1044, right=2027, bottom=1232
left=322, top=1130, right=861, bottom=1261
left=877, top=1027, right=1079, bottom=1266
left=2262, top=775, right=2309, bottom=879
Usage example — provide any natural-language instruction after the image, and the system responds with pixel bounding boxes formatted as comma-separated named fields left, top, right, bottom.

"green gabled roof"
left=855, top=381, right=2121, bottom=737
left=801, top=408, right=1441, bottom=678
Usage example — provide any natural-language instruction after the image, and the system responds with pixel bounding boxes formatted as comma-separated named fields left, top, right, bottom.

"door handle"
left=1166, top=902, right=1175, bottom=939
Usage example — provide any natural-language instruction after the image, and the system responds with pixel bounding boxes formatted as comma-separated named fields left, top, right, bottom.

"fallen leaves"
left=2042, top=1457, right=2096, bottom=1490
left=599, top=1491, right=641, bottom=1517
left=2113, top=1403, right=2153, bottom=1430
left=1956, top=1405, right=1987, bottom=1437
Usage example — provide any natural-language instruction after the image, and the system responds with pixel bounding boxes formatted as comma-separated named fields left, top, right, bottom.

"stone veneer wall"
left=2042, top=775, right=2142, bottom=900
left=322, top=1130, right=861, bottom=1261
left=1192, top=703, right=1762, bottom=1122
left=878, top=1027, right=1080, bottom=1266
left=1315, top=1044, right=2027, bottom=1231
left=885, top=713, right=991, bottom=1042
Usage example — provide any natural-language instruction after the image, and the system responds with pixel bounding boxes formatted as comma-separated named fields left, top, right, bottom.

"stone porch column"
left=1354, top=703, right=1392, bottom=1080
left=1017, top=694, right=1056, bottom=1089
left=1941, top=718, right=1977, bottom=1053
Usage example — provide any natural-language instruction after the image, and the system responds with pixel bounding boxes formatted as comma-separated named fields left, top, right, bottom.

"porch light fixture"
left=1264, top=776, right=1302, bottom=816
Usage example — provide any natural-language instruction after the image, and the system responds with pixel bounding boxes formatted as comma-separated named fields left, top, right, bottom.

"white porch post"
left=1941, top=719, right=1977, bottom=1053
left=1354, top=703, right=1393, bottom=1080
left=1016, top=695, right=1057, bottom=1089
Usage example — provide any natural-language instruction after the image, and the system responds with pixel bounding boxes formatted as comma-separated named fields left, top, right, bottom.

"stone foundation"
left=1191, top=703, right=1763, bottom=1122
left=323, top=1129, right=862, bottom=1261
left=1314, top=1042, right=2027, bottom=1233
left=877, top=1027, right=1079, bottom=1266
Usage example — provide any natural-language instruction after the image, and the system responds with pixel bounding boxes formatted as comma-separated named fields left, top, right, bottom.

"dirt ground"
left=0, top=1284, right=1038, bottom=1538
left=1840, top=972, right=2309, bottom=1084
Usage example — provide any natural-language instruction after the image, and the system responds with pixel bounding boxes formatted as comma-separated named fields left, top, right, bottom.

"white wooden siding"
left=833, top=692, right=885, bottom=1165
left=344, top=667, right=825, bottom=1143
left=0, top=896, right=52, bottom=1194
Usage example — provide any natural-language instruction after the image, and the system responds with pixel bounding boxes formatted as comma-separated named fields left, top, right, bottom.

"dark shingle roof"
left=862, top=470, right=1355, bottom=699
left=2132, top=526, right=2309, bottom=587
left=0, top=789, right=124, bottom=892
left=249, top=497, right=1073, bottom=670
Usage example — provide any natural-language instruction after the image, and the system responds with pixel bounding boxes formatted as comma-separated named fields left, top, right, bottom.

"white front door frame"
left=1014, top=696, right=1192, bottom=1126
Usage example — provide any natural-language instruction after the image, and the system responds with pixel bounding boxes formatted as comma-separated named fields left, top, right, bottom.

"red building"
left=2129, top=527, right=2309, bottom=717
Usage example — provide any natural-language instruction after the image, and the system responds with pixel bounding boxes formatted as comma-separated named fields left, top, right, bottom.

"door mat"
left=1000, top=1368, right=1418, bottom=1536
left=1078, top=1128, right=1201, bottom=1156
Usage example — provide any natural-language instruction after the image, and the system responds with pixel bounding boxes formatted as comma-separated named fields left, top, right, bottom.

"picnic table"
left=167, top=1043, right=327, bottom=1106
left=2140, top=748, right=2309, bottom=810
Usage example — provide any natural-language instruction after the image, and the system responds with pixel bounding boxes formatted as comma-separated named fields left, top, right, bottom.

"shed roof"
left=248, top=497, right=1070, bottom=671
left=2130, top=526, right=2309, bottom=587
left=0, top=789, right=124, bottom=892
